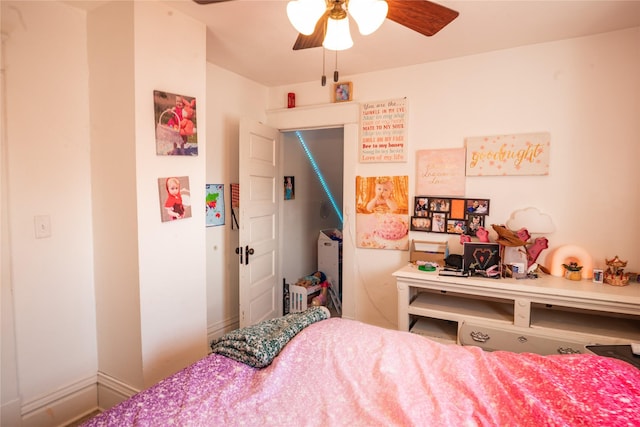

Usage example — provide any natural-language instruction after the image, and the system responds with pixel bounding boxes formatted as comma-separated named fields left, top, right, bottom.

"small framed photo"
left=414, top=197, right=429, bottom=217
left=593, top=269, right=604, bottom=283
left=466, top=214, right=485, bottom=237
left=410, top=216, right=431, bottom=231
left=431, top=213, right=447, bottom=233
left=284, top=176, right=295, bottom=200
left=466, top=199, right=490, bottom=215
left=429, top=198, right=450, bottom=213
left=447, top=219, right=467, bottom=235
left=333, top=81, right=353, bottom=102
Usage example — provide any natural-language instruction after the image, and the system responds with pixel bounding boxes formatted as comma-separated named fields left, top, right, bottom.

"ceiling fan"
left=193, top=0, right=459, bottom=51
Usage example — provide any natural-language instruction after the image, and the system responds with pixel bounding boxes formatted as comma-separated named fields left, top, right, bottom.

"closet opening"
left=281, top=128, right=344, bottom=318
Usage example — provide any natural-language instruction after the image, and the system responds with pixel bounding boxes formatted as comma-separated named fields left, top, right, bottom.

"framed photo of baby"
left=153, top=90, right=198, bottom=156
left=411, top=216, right=431, bottom=232
left=158, top=176, right=192, bottom=222
left=355, top=175, right=409, bottom=250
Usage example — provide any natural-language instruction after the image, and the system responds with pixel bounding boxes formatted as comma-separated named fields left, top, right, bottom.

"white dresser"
left=394, top=264, right=640, bottom=355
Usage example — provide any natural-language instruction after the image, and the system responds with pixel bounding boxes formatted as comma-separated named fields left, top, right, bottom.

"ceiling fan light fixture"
left=287, top=0, right=327, bottom=35
left=323, top=15, right=353, bottom=51
left=348, top=0, right=388, bottom=35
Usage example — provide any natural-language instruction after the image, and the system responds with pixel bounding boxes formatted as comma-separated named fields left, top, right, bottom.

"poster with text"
left=416, top=148, right=466, bottom=197
left=465, top=132, right=550, bottom=176
left=359, top=98, right=407, bottom=163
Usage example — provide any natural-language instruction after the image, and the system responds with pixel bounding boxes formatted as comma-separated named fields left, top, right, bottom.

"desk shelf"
left=395, top=264, right=640, bottom=355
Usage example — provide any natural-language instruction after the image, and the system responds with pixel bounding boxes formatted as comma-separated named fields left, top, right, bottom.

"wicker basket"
left=604, top=274, right=630, bottom=286
left=155, top=110, right=183, bottom=155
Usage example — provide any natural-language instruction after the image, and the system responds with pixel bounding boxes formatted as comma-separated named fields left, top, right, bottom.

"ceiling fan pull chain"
left=334, top=50, right=339, bottom=82
left=321, top=48, right=327, bottom=86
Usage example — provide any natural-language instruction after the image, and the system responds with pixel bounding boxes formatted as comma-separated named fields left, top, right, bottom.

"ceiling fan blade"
left=192, top=0, right=234, bottom=4
left=292, top=14, right=328, bottom=50
left=386, top=0, right=459, bottom=37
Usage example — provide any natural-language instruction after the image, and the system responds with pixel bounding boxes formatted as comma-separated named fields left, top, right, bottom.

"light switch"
left=34, top=215, right=51, bottom=239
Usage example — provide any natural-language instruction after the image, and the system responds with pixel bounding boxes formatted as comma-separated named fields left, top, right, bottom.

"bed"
left=84, top=308, right=640, bottom=426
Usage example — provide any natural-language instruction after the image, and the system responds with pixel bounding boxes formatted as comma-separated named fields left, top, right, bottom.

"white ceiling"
left=78, top=1, right=640, bottom=87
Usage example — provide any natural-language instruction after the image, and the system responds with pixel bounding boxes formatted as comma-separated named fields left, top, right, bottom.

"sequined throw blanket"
left=86, top=318, right=640, bottom=427
left=210, top=306, right=330, bottom=368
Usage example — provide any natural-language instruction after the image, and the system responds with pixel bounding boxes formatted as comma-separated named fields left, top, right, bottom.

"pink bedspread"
left=85, top=318, right=640, bottom=426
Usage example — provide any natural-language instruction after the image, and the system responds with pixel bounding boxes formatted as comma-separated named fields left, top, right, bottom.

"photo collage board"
left=412, top=197, right=490, bottom=236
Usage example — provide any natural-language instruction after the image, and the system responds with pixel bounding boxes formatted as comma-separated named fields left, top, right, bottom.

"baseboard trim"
left=1, top=397, right=22, bottom=427
left=12, top=317, right=237, bottom=425
left=20, top=375, right=97, bottom=427
left=207, top=316, right=239, bottom=344
left=97, top=372, right=140, bottom=411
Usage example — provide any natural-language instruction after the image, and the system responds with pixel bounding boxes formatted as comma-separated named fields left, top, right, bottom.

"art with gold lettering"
left=359, top=98, right=407, bottom=163
left=416, top=148, right=466, bottom=197
left=465, top=132, right=550, bottom=176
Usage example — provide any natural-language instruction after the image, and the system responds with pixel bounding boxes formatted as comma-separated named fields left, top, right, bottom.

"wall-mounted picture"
left=431, top=213, right=447, bottom=233
left=413, top=197, right=429, bottom=217
left=158, top=176, right=191, bottom=222
left=410, top=216, right=431, bottom=232
left=355, top=175, right=409, bottom=250
left=284, top=176, right=295, bottom=200
left=333, top=81, right=353, bottom=103
left=465, top=132, right=550, bottom=176
left=429, top=198, right=450, bottom=213
left=417, top=196, right=491, bottom=236
left=153, top=90, right=198, bottom=156
left=447, top=219, right=467, bottom=234
left=466, top=199, right=490, bottom=215
left=206, top=184, right=225, bottom=227
left=467, top=214, right=485, bottom=237
left=416, top=148, right=466, bottom=196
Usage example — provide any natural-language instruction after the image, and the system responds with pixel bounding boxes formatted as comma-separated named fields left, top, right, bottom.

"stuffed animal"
left=294, top=271, right=329, bottom=307
left=295, top=271, right=326, bottom=288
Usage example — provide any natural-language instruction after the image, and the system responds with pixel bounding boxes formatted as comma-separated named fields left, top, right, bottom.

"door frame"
left=266, top=103, right=359, bottom=320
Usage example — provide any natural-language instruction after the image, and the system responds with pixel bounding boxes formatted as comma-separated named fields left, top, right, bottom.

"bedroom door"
left=238, top=119, right=281, bottom=328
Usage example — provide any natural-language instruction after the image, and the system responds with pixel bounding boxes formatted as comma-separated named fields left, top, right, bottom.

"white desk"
left=394, top=264, right=640, bottom=354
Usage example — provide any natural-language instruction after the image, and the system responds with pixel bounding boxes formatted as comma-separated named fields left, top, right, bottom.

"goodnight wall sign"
left=465, top=132, right=550, bottom=176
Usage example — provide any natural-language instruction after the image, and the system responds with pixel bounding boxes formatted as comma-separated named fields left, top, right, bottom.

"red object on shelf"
left=287, top=92, right=295, bottom=108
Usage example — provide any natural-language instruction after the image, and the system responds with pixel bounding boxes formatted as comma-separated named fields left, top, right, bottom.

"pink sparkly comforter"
left=85, top=318, right=640, bottom=426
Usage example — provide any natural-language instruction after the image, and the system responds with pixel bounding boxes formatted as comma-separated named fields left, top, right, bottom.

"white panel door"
left=238, top=119, right=280, bottom=328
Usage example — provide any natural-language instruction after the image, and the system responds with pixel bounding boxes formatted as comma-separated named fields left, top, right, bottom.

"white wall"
left=204, top=63, right=268, bottom=342
left=2, top=3, right=98, bottom=424
left=87, top=0, right=143, bottom=398
left=2, top=1, right=211, bottom=424
left=132, top=0, right=208, bottom=388
left=268, top=27, right=640, bottom=328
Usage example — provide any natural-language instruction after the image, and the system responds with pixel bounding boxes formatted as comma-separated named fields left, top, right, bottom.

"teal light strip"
left=294, top=131, right=343, bottom=225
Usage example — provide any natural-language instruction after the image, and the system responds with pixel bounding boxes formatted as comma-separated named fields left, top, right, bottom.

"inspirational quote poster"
left=359, top=98, right=408, bottom=163
left=415, top=148, right=466, bottom=197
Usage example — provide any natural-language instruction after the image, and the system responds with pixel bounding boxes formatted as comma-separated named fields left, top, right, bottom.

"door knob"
left=235, top=247, right=243, bottom=264
left=245, top=246, right=254, bottom=265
